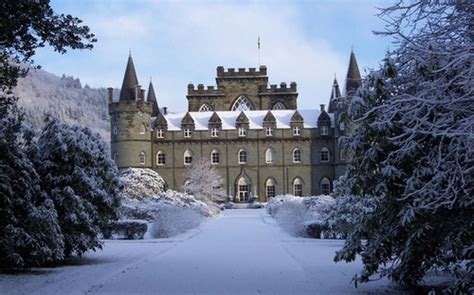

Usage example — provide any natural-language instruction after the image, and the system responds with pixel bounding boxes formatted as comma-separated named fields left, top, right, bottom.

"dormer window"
left=265, top=127, right=273, bottom=136
left=184, top=128, right=192, bottom=138
left=156, top=129, right=164, bottom=138
left=293, top=126, right=301, bottom=136
left=321, top=126, right=329, bottom=135
left=211, top=128, right=219, bottom=137
left=238, top=127, right=247, bottom=137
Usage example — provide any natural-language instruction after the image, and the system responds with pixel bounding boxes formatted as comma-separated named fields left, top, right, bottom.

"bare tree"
left=182, top=157, right=227, bottom=203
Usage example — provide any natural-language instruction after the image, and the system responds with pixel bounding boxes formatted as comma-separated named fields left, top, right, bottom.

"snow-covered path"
left=1, top=209, right=404, bottom=295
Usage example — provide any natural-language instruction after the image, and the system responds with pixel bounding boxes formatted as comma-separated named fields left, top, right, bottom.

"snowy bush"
left=182, top=157, right=226, bottom=203
left=267, top=195, right=335, bottom=238
left=120, top=168, right=165, bottom=200
left=103, top=220, right=148, bottom=240
left=149, top=204, right=203, bottom=238
left=248, top=201, right=264, bottom=209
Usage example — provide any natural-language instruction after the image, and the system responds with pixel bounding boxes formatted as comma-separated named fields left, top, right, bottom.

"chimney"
left=107, top=87, right=114, bottom=103
left=140, top=89, right=146, bottom=100
left=135, top=85, right=142, bottom=100
left=163, top=107, right=168, bottom=115
left=320, top=104, right=325, bottom=112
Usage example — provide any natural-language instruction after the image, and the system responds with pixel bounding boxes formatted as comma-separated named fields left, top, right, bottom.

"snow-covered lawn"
left=1, top=209, right=414, bottom=295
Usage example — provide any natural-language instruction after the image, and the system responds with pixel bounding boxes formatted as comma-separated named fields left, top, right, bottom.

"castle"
left=108, top=52, right=361, bottom=202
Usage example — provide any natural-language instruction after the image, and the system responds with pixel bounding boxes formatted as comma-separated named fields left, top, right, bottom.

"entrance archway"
left=236, top=176, right=251, bottom=202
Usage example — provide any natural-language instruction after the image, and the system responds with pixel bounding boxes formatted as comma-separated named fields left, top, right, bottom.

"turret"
left=344, top=50, right=362, bottom=96
left=147, top=80, right=160, bottom=117
left=328, top=77, right=341, bottom=113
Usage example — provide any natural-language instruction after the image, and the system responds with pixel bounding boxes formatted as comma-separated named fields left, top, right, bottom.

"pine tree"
left=332, top=1, right=473, bottom=292
left=35, top=117, right=121, bottom=257
left=182, top=157, right=227, bottom=203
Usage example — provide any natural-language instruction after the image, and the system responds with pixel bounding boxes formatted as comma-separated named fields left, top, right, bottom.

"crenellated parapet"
left=260, top=82, right=297, bottom=95
left=187, top=83, right=225, bottom=96
left=216, top=65, right=267, bottom=78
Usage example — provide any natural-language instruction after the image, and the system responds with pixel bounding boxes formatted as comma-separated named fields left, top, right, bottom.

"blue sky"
left=35, top=0, right=393, bottom=112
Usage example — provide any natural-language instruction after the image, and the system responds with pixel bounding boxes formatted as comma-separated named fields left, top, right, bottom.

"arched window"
left=293, top=178, right=303, bottom=196
left=139, top=151, right=146, bottom=165
left=272, top=102, right=286, bottom=110
left=321, top=177, right=331, bottom=195
left=211, top=150, right=220, bottom=164
left=184, top=149, right=193, bottom=165
left=139, top=123, right=146, bottom=134
left=156, top=151, right=165, bottom=165
left=237, top=177, right=250, bottom=202
left=231, top=95, right=253, bottom=111
left=113, top=126, right=118, bottom=135
left=199, top=104, right=213, bottom=112
left=339, top=149, right=346, bottom=161
left=266, top=178, right=276, bottom=198
left=320, top=147, right=330, bottom=162
left=238, top=149, right=247, bottom=164
left=265, top=148, right=275, bottom=164
left=293, top=148, right=302, bottom=163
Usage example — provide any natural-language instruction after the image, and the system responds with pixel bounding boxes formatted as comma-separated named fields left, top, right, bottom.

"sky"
left=35, top=0, right=393, bottom=112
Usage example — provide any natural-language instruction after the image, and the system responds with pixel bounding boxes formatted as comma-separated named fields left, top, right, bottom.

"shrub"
left=103, top=220, right=148, bottom=240
left=149, top=203, right=203, bottom=238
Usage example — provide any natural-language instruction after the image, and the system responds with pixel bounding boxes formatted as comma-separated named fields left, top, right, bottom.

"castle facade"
left=108, top=52, right=361, bottom=202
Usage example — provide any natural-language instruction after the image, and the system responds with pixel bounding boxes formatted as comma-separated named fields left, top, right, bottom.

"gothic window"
left=184, top=149, right=193, bottom=165
left=321, top=177, right=331, bottom=195
left=231, top=95, right=253, bottom=111
left=199, top=104, right=213, bottom=112
left=265, top=126, right=273, bottom=136
left=139, top=151, right=146, bottom=165
left=320, top=125, right=329, bottom=135
left=238, top=127, right=247, bottom=137
left=293, top=148, right=302, bottom=163
left=321, top=147, right=330, bottom=162
left=156, top=129, right=164, bottom=138
left=156, top=151, right=165, bottom=165
left=184, top=128, right=192, bottom=138
left=139, top=123, right=146, bottom=134
left=238, top=149, right=247, bottom=164
left=210, top=128, right=219, bottom=137
left=293, top=126, right=301, bottom=136
left=265, top=148, right=275, bottom=164
left=211, top=150, right=220, bottom=164
left=266, top=178, right=276, bottom=199
left=293, top=178, right=303, bottom=196
left=272, top=102, right=286, bottom=110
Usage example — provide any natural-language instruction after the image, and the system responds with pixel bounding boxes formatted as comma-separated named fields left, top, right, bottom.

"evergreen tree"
left=36, top=117, right=121, bottom=257
left=332, top=1, right=473, bottom=292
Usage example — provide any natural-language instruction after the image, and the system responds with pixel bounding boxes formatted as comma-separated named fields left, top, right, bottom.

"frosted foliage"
left=13, top=68, right=112, bottom=140
left=120, top=168, right=165, bottom=200
left=182, top=157, right=227, bottom=203
left=332, top=2, right=473, bottom=292
left=267, top=195, right=335, bottom=237
left=231, top=95, right=253, bottom=111
left=149, top=204, right=203, bottom=238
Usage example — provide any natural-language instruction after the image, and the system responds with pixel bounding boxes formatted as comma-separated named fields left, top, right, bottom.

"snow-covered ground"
left=1, top=209, right=412, bottom=295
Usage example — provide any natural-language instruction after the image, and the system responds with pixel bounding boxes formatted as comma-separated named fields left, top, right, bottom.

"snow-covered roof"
left=160, top=110, right=333, bottom=131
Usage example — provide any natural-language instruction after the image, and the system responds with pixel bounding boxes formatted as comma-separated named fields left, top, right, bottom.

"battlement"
left=187, top=83, right=225, bottom=96
left=260, top=82, right=297, bottom=94
left=216, top=65, right=267, bottom=78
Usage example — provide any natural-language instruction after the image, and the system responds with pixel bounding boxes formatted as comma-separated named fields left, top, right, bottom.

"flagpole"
left=258, top=36, right=261, bottom=66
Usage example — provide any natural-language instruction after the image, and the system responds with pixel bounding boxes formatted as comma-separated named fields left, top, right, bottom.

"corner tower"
left=344, top=50, right=362, bottom=96
left=108, top=54, right=154, bottom=168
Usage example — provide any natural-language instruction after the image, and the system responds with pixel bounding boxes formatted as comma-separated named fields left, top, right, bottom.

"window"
left=211, top=150, right=220, bottom=164
left=293, top=126, right=301, bottom=136
left=272, top=102, right=286, bottom=110
left=339, top=121, right=345, bottom=131
left=320, top=125, right=329, bottom=135
left=156, top=129, right=164, bottom=138
left=265, top=127, right=273, bottom=136
left=231, top=95, right=253, bottom=111
left=237, top=177, right=250, bottom=202
left=210, top=128, right=219, bottom=137
left=293, top=148, right=302, bottom=163
left=339, top=149, right=346, bottom=161
left=293, top=178, right=303, bottom=196
left=113, top=126, right=118, bottom=135
left=199, top=104, right=212, bottom=112
left=238, top=127, right=246, bottom=137
left=321, top=177, right=331, bottom=195
left=156, top=151, right=165, bottom=165
left=184, top=128, right=192, bottom=138
left=238, top=149, right=247, bottom=164
left=139, top=151, right=146, bottom=165
left=140, top=123, right=146, bottom=134
left=184, top=150, right=193, bottom=165
left=266, top=178, right=276, bottom=198
left=321, top=147, right=330, bottom=162
left=265, top=148, right=275, bottom=164
left=113, top=153, right=118, bottom=162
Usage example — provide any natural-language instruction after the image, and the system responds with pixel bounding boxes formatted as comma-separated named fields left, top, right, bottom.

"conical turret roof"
left=147, top=81, right=160, bottom=116
left=119, top=53, right=139, bottom=101
left=345, top=50, right=362, bottom=96
left=328, top=77, right=341, bottom=113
